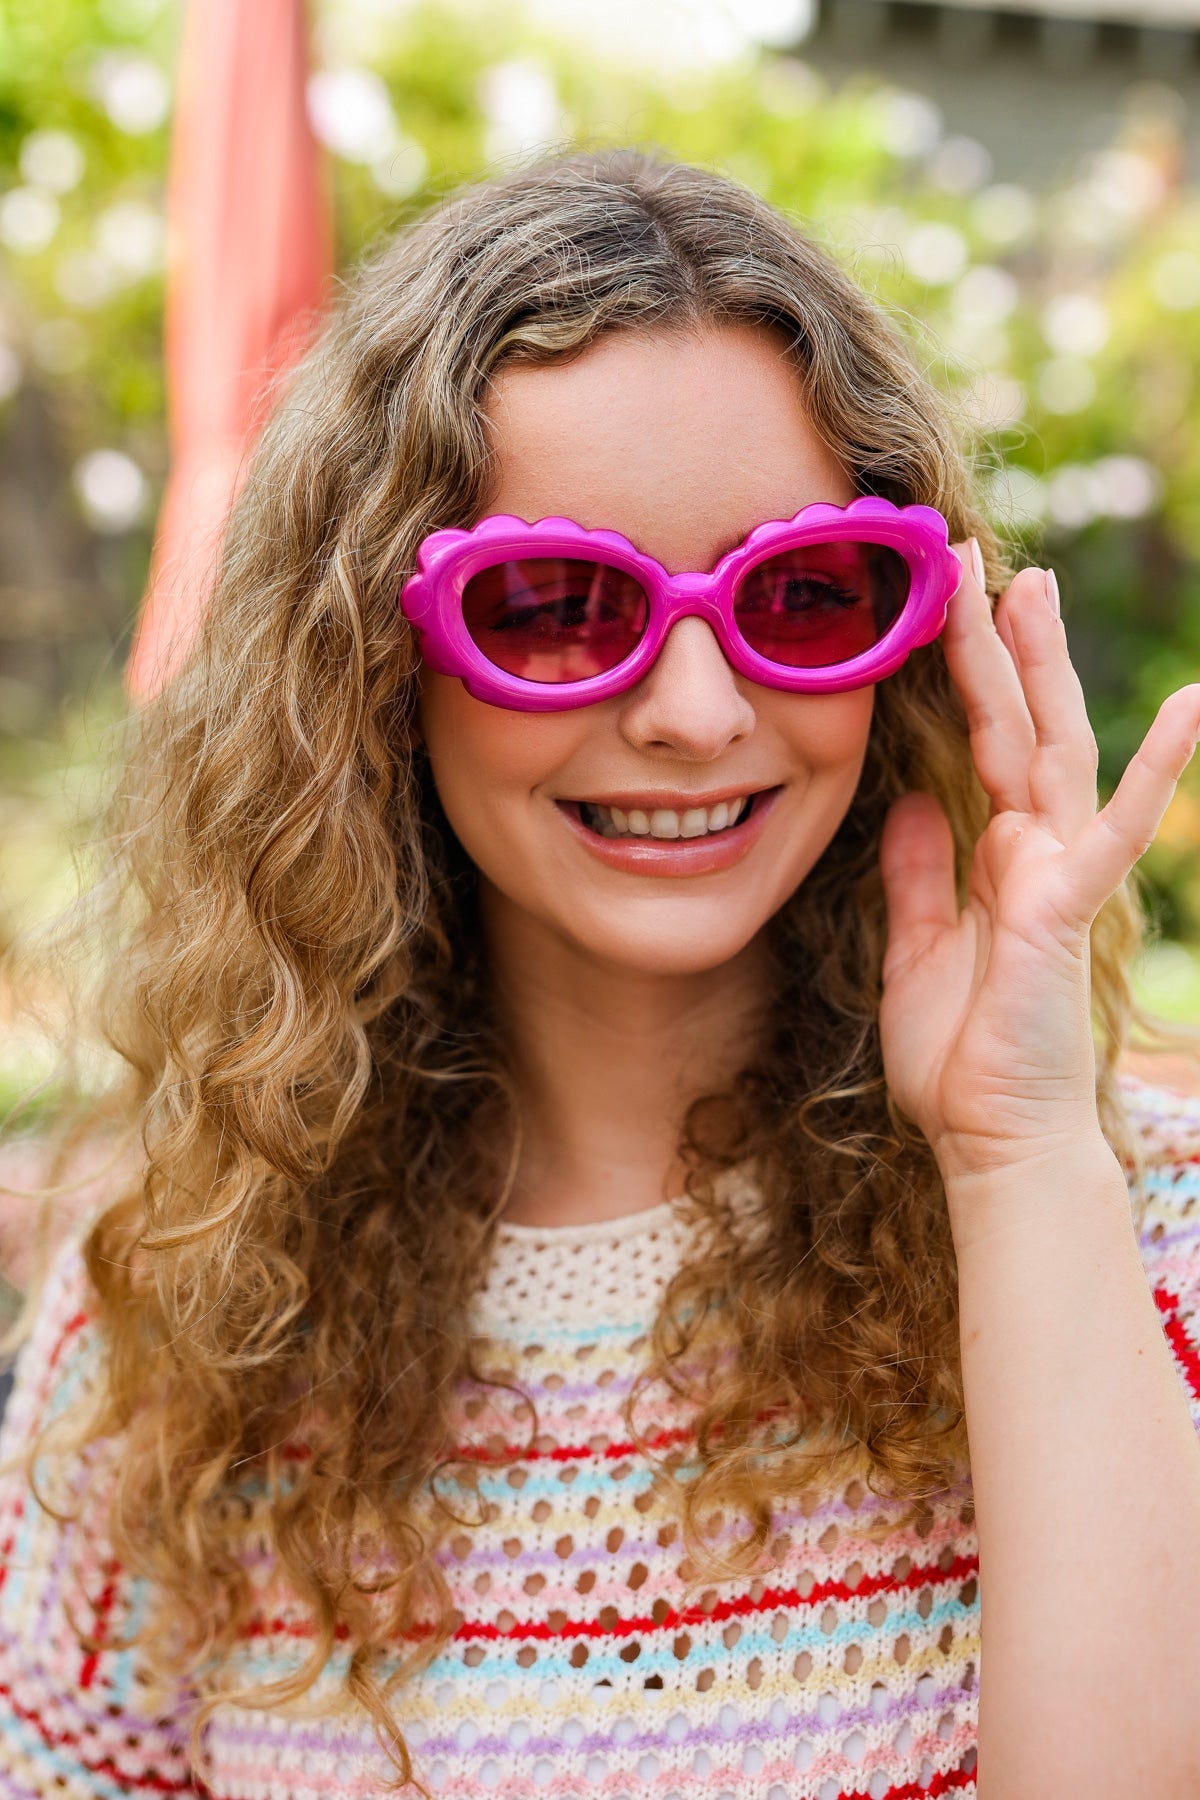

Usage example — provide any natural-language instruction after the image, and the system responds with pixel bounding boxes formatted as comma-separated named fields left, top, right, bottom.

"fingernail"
left=969, top=537, right=986, bottom=589
left=1045, top=567, right=1061, bottom=619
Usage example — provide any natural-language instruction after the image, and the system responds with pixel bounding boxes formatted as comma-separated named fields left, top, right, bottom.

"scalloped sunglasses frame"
left=397, top=497, right=962, bottom=712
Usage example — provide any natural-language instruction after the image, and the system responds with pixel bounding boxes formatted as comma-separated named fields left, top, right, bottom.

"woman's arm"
left=878, top=544, right=1200, bottom=1797
left=947, top=1137, right=1200, bottom=1795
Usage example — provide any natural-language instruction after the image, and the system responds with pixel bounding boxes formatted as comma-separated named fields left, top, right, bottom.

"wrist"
left=938, top=1132, right=1129, bottom=1252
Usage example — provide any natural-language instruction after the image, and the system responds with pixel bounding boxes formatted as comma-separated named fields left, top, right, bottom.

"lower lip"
left=555, top=789, right=782, bottom=877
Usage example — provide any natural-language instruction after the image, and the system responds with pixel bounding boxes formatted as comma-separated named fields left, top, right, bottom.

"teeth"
left=580, top=796, right=752, bottom=840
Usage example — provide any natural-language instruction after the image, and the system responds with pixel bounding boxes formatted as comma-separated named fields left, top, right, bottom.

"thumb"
left=879, top=792, right=958, bottom=980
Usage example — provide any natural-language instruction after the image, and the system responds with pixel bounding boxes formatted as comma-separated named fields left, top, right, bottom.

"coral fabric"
left=125, top=0, right=332, bottom=703
left=2, top=1079, right=1199, bottom=1798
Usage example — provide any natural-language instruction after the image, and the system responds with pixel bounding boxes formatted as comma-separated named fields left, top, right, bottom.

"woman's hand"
left=878, top=541, right=1200, bottom=1193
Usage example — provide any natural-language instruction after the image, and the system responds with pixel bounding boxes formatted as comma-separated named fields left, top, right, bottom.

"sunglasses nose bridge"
left=661, top=570, right=725, bottom=626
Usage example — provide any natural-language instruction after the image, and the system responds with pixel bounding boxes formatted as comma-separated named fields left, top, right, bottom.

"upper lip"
left=561, top=784, right=777, bottom=811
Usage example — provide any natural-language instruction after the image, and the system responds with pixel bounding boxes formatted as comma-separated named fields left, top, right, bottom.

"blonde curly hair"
left=2, top=148, right=1152, bottom=1793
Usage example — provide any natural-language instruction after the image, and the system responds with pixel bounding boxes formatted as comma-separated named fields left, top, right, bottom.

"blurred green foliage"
left=0, top=0, right=1197, bottom=961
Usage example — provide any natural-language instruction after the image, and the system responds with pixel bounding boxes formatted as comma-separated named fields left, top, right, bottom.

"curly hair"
left=1, top=148, right=1155, bottom=1792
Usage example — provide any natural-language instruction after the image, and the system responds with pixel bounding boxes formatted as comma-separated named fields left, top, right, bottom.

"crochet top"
left=2, top=1077, right=1199, bottom=1800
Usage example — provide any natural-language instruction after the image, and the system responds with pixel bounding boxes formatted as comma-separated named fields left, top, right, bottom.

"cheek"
left=416, top=674, right=577, bottom=848
left=776, top=688, right=876, bottom=786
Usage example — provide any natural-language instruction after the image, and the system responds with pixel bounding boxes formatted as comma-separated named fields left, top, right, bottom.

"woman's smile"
left=554, top=783, right=783, bottom=876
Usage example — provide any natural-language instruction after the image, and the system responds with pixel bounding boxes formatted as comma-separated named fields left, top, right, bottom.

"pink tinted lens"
left=461, top=557, right=650, bottom=683
left=733, top=540, right=910, bottom=668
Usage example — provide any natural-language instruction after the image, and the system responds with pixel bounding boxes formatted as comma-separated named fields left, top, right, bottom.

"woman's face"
left=417, top=323, right=874, bottom=977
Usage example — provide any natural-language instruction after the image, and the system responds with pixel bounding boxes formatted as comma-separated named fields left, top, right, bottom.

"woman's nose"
left=617, top=616, right=757, bottom=759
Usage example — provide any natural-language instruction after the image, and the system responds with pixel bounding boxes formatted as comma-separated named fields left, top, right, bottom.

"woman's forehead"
left=483, top=323, right=855, bottom=576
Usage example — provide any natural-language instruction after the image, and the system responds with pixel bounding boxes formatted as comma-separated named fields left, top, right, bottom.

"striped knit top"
left=2, top=1076, right=1200, bottom=1800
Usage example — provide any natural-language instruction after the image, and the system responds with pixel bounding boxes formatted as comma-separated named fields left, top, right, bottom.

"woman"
left=2, top=149, right=1199, bottom=1800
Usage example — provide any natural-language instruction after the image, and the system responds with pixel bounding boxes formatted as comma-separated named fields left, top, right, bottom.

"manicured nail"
left=1045, top=567, right=1060, bottom=618
left=969, top=537, right=986, bottom=589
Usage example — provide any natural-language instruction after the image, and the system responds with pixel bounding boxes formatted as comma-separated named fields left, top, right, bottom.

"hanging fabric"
left=126, top=0, right=332, bottom=701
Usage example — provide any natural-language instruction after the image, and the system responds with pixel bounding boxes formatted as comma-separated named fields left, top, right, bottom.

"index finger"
left=940, top=541, right=1036, bottom=817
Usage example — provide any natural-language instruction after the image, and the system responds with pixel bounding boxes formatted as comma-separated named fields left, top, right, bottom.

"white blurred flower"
left=1048, top=183, right=1110, bottom=250
left=1046, top=464, right=1097, bottom=530
left=19, top=130, right=85, bottom=194
left=690, top=7, right=748, bottom=61
left=952, top=264, right=1019, bottom=325
left=91, top=52, right=170, bottom=133
left=0, top=344, right=21, bottom=403
left=984, top=465, right=1046, bottom=528
left=308, top=66, right=398, bottom=164
left=927, top=135, right=992, bottom=197
left=55, top=249, right=118, bottom=309
left=862, top=205, right=910, bottom=249
left=725, top=0, right=815, bottom=46
left=906, top=221, right=968, bottom=286
left=947, top=321, right=1010, bottom=366
left=873, top=91, right=941, bottom=159
left=1052, top=150, right=1164, bottom=252
left=480, top=60, right=561, bottom=162
left=1041, top=292, right=1109, bottom=358
left=1037, top=357, right=1097, bottom=414
left=1150, top=250, right=1200, bottom=311
left=758, top=56, right=822, bottom=114
left=1089, top=149, right=1164, bottom=220
left=96, top=199, right=164, bottom=278
left=970, top=184, right=1037, bottom=247
left=1091, top=455, right=1161, bottom=519
left=73, top=449, right=148, bottom=532
left=0, top=187, right=60, bottom=253
left=964, top=375, right=1026, bottom=432
left=371, top=136, right=428, bottom=199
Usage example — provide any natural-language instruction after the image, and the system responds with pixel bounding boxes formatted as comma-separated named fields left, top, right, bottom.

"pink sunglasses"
left=397, top=497, right=961, bottom=712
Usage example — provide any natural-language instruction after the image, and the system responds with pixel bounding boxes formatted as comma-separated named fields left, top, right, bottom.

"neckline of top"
left=493, top=1195, right=685, bottom=1246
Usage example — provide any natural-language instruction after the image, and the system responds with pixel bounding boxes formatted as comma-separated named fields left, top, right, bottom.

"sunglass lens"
left=733, top=541, right=910, bottom=668
left=461, top=558, right=649, bottom=682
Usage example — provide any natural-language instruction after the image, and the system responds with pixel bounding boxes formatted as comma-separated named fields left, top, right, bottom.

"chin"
left=565, top=903, right=771, bottom=978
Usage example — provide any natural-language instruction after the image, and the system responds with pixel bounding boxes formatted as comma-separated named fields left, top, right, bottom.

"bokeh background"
left=2, top=0, right=1199, bottom=1169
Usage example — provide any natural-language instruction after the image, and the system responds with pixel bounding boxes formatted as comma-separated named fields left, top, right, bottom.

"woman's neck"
left=482, top=886, right=769, bottom=1229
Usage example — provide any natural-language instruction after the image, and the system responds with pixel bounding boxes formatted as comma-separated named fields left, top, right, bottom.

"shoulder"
left=0, top=1221, right=100, bottom=1466
left=1119, top=1074, right=1200, bottom=1421
left=0, top=1227, right=203, bottom=1797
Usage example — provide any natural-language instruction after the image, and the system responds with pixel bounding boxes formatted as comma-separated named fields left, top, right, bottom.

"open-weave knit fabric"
left=2, top=1077, right=1199, bottom=1800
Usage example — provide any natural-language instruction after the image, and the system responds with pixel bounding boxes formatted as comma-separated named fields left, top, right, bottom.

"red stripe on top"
left=241, top=1550, right=979, bottom=1645
left=452, top=1552, right=980, bottom=1643
left=276, top=1425, right=694, bottom=1467
left=0, top=1309, right=90, bottom=1598
left=1155, top=1287, right=1200, bottom=1400
left=48, top=1310, right=89, bottom=1373
left=450, top=1423, right=693, bottom=1465
left=78, top=1557, right=122, bottom=1691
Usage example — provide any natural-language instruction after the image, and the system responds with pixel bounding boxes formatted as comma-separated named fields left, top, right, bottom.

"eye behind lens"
left=461, top=556, right=650, bottom=684
left=732, top=540, right=911, bottom=669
